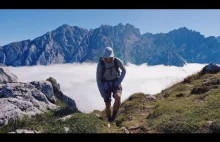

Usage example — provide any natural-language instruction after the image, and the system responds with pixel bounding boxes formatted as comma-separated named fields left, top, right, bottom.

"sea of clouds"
left=7, top=62, right=206, bottom=113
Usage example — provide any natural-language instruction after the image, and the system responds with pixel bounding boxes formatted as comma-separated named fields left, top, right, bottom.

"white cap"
left=103, top=47, right=114, bottom=58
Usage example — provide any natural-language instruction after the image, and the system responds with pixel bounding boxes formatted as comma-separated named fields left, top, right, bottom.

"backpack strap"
left=99, top=57, right=105, bottom=82
left=114, top=58, right=120, bottom=76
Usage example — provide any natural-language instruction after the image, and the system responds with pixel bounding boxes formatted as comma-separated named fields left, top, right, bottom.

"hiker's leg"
left=104, top=89, right=112, bottom=121
left=105, top=102, right=111, bottom=120
left=112, top=92, right=121, bottom=116
left=112, top=85, right=122, bottom=120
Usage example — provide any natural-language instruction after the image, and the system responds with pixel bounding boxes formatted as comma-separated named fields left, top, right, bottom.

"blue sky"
left=0, top=9, right=220, bottom=46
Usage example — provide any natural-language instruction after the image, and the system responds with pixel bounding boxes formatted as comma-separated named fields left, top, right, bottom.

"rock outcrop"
left=0, top=82, right=58, bottom=126
left=201, top=63, right=220, bottom=74
left=0, top=67, right=78, bottom=127
left=46, top=77, right=78, bottom=112
left=0, top=67, right=18, bottom=84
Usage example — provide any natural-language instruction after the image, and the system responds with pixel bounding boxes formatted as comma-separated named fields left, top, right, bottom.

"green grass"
left=0, top=109, right=121, bottom=133
left=112, top=71, right=220, bottom=133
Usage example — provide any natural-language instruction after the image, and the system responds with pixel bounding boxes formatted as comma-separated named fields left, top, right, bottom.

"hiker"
left=96, top=47, right=126, bottom=122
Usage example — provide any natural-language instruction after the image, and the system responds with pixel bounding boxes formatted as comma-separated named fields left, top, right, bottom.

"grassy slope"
left=1, top=69, right=220, bottom=133
left=115, top=70, right=220, bottom=133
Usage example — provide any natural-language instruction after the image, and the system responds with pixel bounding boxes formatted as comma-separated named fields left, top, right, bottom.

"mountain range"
left=1, top=23, right=220, bottom=67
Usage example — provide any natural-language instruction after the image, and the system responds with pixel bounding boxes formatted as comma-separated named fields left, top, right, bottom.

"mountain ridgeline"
left=1, top=23, right=220, bottom=67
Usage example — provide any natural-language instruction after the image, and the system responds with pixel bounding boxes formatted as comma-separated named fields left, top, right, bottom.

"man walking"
left=96, top=47, right=126, bottom=122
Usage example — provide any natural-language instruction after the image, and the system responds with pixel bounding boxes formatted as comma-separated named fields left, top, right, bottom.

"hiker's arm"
left=115, top=58, right=126, bottom=86
left=96, top=63, right=105, bottom=97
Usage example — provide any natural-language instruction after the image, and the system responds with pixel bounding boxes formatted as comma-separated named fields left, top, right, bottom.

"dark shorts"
left=103, top=84, right=122, bottom=103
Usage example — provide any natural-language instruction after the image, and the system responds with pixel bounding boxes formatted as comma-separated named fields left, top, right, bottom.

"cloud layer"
left=7, top=63, right=206, bottom=113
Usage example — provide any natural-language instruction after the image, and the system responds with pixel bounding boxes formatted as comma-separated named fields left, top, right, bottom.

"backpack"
left=99, top=57, right=120, bottom=82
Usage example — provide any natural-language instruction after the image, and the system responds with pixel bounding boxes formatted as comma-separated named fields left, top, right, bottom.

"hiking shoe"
left=107, top=117, right=112, bottom=122
left=110, top=117, right=116, bottom=122
left=111, top=111, right=117, bottom=122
